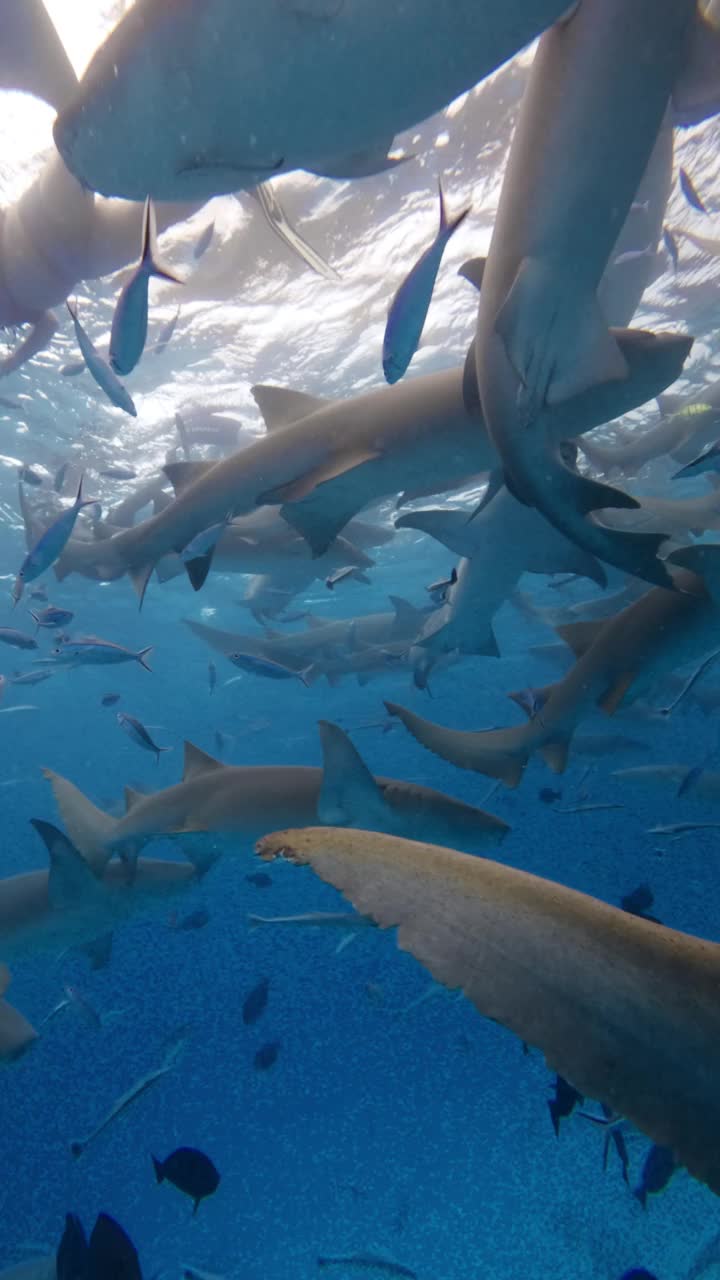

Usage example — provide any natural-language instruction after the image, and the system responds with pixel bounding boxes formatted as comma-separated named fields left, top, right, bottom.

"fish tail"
left=41, top=767, right=118, bottom=872
left=137, top=646, right=154, bottom=672
left=437, top=180, right=471, bottom=241
left=142, top=198, right=184, bottom=285
left=151, top=1155, right=165, bottom=1184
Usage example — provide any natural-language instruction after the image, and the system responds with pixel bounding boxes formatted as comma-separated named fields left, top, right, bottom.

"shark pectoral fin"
left=182, top=740, right=224, bottom=781
left=280, top=491, right=365, bottom=557
left=538, top=737, right=570, bottom=774
left=163, top=460, right=216, bottom=495
left=0, top=0, right=77, bottom=110
left=317, top=720, right=388, bottom=825
left=458, top=257, right=487, bottom=291
left=598, top=673, right=636, bottom=716
left=672, top=8, right=720, bottom=125
left=128, top=562, right=155, bottom=609
left=30, top=818, right=104, bottom=909
left=259, top=448, right=382, bottom=507
left=395, top=508, right=475, bottom=557
left=462, top=337, right=482, bottom=413
left=570, top=472, right=639, bottom=515
left=496, top=258, right=628, bottom=409
left=251, top=384, right=332, bottom=429
left=184, top=551, right=215, bottom=592
left=555, top=619, right=606, bottom=659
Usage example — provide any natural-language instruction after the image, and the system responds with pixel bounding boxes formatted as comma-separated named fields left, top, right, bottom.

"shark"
left=385, top=546, right=720, bottom=786
left=613, top=764, right=720, bottom=803
left=0, top=964, right=38, bottom=1064
left=256, top=825, right=720, bottom=1198
left=53, top=0, right=576, bottom=201
left=396, top=485, right=606, bottom=662
left=41, top=722, right=509, bottom=875
left=472, top=0, right=698, bottom=588
left=598, top=484, right=720, bottom=539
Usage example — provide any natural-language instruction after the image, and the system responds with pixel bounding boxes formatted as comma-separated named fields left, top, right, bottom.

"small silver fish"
left=49, top=637, right=153, bottom=670
left=66, top=300, right=137, bottom=417
left=117, top=711, right=170, bottom=762
left=325, top=566, right=371, bottom=590
left=226, top=652, right=313, bottom=686
left=14, top=478, right=96, bottom=601
left=110, top=198, right=182, bottom=376
left=0, top=628, right=37, bottom=650
left=11, top=670, right=52, bottom=686
left=30, top=607, right=74, bottom=630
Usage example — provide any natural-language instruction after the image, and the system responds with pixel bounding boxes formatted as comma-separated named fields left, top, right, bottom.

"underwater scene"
left=2, top=2, right=720, bottom=1278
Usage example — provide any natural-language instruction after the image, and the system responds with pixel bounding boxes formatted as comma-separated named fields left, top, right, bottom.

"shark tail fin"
left=384, top=701, right=528, bottom=788
left=41, top=768, right=118, bottom=873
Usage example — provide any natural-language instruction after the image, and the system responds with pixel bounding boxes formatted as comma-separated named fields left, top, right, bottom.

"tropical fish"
left=30, top=607, right=73, bottom=630
left=66, top=301, right=137, bottom=417
left=256, top=825, right=720, bottom=1197
left=71, top=1024, right=190, bottom=1157
left=383, top=184, right=470, bottom=384
left=110, top=198, right=182, bottom=377
left=254, top=1041, right=280, bottom=1071
left=249, top=182, right=340, bottom=281
left=152, top=1147, right=220, bottom=1214
left=0, top=630, right=37, bottom=651
left=242, top=978, right=269, bottom=1026
left=679, top=166, right=707, bottom=213
left=14, top=478, right=95, bottom=600
left=49, top=638, right=153, bottom=671
left=635, top=1144, right=678, bottom=1207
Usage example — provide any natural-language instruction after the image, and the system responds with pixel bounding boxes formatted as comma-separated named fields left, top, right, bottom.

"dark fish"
left=679, top=167, right=707, bottom=213
left=117, top=712, right=170, bottom=763
left=246, top=871, right=272, bottom=889
left=30, top=606, right=74, bottom=629
left=56, top=1212, right=87, bottom=1280
left=152, top=1146, right=220, bottom=1214
left=663, top=226, right=679, bottom=272
left=208, top=661, right=216, bottom=695
left=0, top=628, right=38, bottom=650
left=620, top=1271, right=659, bottom=1280
left=548, top=1073, right=583, bottom=1137
left=538, top=787, right=561, bottom=804
left=172, top=908, right=210, bottom=931
left=620, top=884, right=661, bottom=924
left=318, top=1256, right=417, bottom=1280
left=101, top=693, right=121, bottom=707
left=635, top=1144, right=677, bottom=1208
left=87, top=1212, right=142, bottom=1280
left=254, top=1040, right=281, bottom=1070
left=19, top=465, right=43, bottom=486
left=54, top=461, right=71, bottom=493
left=242, top=977, right=269, bottom=1025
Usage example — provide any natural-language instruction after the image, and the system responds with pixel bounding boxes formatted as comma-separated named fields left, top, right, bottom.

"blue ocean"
left=1, top=4, right=720, bottom=1279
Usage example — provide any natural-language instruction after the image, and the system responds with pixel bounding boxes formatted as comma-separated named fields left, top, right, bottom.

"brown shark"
left=0, top=964, right=37, bottom=1063
left=256, top=825, right=720, bottom=1198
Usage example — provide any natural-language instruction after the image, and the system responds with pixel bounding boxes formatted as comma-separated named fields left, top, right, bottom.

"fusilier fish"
left=14, top=478, right=95, bottom=602
left=66, top=301, right=137, bottom=417
left=0, top=629, right=37, bottom=651
left=117, top=712, right=170, bottom=762
left=109, top=197, right=182, bottom=376
left=49, top=637, right=153, bottom=671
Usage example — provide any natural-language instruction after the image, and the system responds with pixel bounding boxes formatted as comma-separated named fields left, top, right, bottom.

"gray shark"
left=42, top=722, right=509, bottom=874
left=0, top=964, right=37, bottom=1064
left=472, top=0, right=696, bottom=587
left=256, top=825, right=720, bottom=1199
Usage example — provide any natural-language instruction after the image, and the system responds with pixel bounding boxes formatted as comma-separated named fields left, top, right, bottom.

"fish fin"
left=280, top=494, right=365, bottom=558
left=57, top=1213, right=88, bottom=1280
left=182, top=740, right=224, bottom=781
left=308, top=143, right=410, bottom=179
left=538, top=738, right=570, bottom=774
left=128, top=563, right=155, bottom=609
left=555, top=620, right=606, bottom=659
left=0, top=0, right=78, bottom=111
left=317, top=720, right=388, bottom=825
left=87, top=1214, right=141, bottom=1280
left=184, top=551, right=215, bottom=592
left=137, top=646, right=153, bottom=672
left=163, top=460, right=216, bottom=495
left=461, top=335, right=483, bottom=414
left=438, top=184, right=471, bottom=240
left=598, top=673, right=635, bottom=716
left=384, top=701, right=528, bottom=787
left=141, top=198, right=184, bottom=284
left=78, top=932, right=114, bottom=970
left=496, top=257, right=629, bottom=409
left=251, top=384, right=332, bottom=430
left=570, top=473, right=640, bottom=514
left=458, top=257, right=487, bottom=290
left=388, top=595, right=425, bottom=632
left=152, top=1155, right=165, bottom=1183
left=671, top=8, right=720, bottom=126
left=124, top=786, right=145, bottom=813
left=467, top=468, right=504, bottom=519
left=258, top=448, right=382, bottom=506
left=508, top=683, right=558, bottom=718
left=395, top=507, right=475, bottom=557
left=30, top=818, right=104, bottom=908
left=40, top=769, right=116, bottom=873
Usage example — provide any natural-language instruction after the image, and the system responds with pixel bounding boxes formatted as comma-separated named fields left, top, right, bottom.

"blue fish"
left=49, top=637, right=153, bottom=671
left=30, top=606, right=74, bottom=630
left=66, top=300, right=138, bottom=417
left=382, top=183, right=470, bottom=383
left=227, top=651, right=312, bottom=686
left=679, top=166, right=707, bottom=214
left=110, top=198, right=183, bottom=377
left=117, top=711, right=170, bottom=763
left=14, top=479, right=95, bottom=603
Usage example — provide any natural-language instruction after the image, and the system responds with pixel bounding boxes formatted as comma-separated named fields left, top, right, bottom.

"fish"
left=53, top=0, right=576, bottom=200
left=679, top=166, right=707, bottom=213
left=117, top=712, right=170, bottom=763
left=101, top=693, right=121, bottom=707
left=317, top=1257, right=416, bottom=1279
left=383, top=184, right=470, bottom=384
left=85, top=1213, right=142, bottom=1280
left=326, top=566, right=371, bottom=590
left=674, top=439, right=720, bottom=479
left=657, top=647, right=720, bottom=715
left=226, top=651, right=314, bottom=686
left=99, top=466, right=137, bottom=481
left=10, top=671, right=52, bottom=687
left=39, top=983, right=102, bottom=1031
left=248, top=182, right=340, bottom=281
left=0, top=630, right=37, bottom=651
left=472, top=0, right=695, bottom=588
left=28, top=587, right=47, bottom=601
left=153, top=305, right=181, bottom=356
left=30, top=607, right=74, bottom=630
left=170, top=908, right=210, bottom=932
left=192, top=220, right=215, bottom=260
left=66, top=301, right=137, bottom=417
left=246, top=872, right=272, bottom=888
left=54, top=462, right=70, bottom=492
left=635, top=1144, right=678, bottom=1207
left=663, top=226, right=679, bottom=271
left=19, top=466, right=43, bottom=487
left=548, top=1073, right=583, bottom=1137
left=152, top=1147, right=220, bottom=1215
left=256, top=825, right=720, bottom=1197
left=242, top=978, right=269, bottom=1026
left=14, top=478, right=96, bottom=600
left=71, top=1024, right=190, bottom=1157
left=620, top=884, right=661, bottom=925
left=647, top=822, right=720, bottom=837
left=208, top=662, right=216, bottom=695
left=538, top=787, right=561, bottom=804
left=49, top=637, right=153, bottom=671
left=254, top=1041, right=280, bottom=1071
left=110, top=198, right=182, bottom=377
left=248, top=910, right=375, bottom=932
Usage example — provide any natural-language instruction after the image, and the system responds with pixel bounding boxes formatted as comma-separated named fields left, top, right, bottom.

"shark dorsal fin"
left=163, top=460, right=215, bottom=497
left=395, top=507, right=474, bottom=557
left=388, top=595, right=424, bottom=632
left=317, top=721, right=387, bottom=826
left=30, top=818, right=103, bottom=909
left=124, top=786, right=145, bottom=813
left=0, top=964, right=9, bottom=998
left=555, top=619, right=606, bottom=659
left=182, top=740, right=224, bottom=781
left=251, top=384, right=331, bottom=431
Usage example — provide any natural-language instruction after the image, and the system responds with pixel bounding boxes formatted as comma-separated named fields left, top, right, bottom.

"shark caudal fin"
left=41, top=769, right=119, bottom=874
left=384, top=701, right=530, bottom=788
